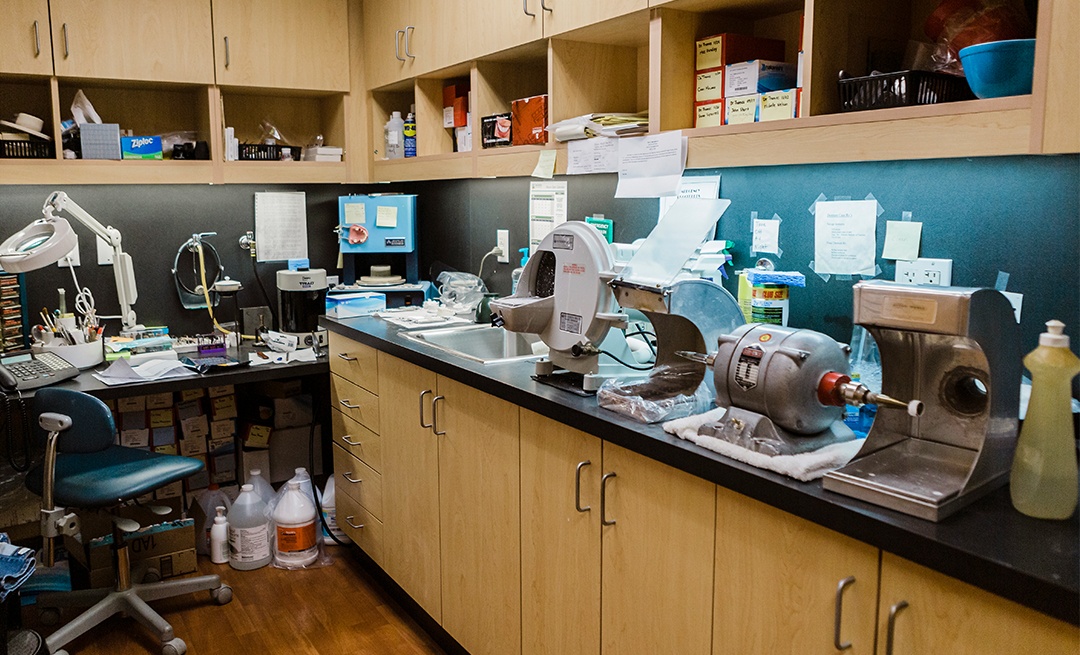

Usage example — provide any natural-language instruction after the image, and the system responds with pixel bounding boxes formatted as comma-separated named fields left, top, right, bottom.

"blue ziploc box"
left=121, top=135, right=163, bottom=160
left=725, top=60, right=797, bottom=97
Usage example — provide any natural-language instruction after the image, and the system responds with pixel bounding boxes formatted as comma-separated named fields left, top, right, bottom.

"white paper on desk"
left=658, top=174, right=721, bottom=222
left=529, top=181, right=568, bottom=253
left=567, top=137, right=619, bottom=175
left=92, top=357, right=197, bottom=386
left=752, top=217, right=781, bottom=254
left=813, top=199, right=878, bottom=275
left=615, top=132, right=687, bottom=198
left=255, top=192, right=308, bottom=262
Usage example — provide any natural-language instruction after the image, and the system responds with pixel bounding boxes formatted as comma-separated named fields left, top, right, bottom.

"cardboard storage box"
left=725, top=95, right=759, bottom=124
left=695, top=69, right=724, bottom=103
left=121, top=136, right=163, bottom=160
left=511, top=95, right=548, bottom=146
left=695, top=101, right=724, bottom=128
left=248, top=394, right=313, bottom=429
left=64, top=517, right=195, bottom=589
left=759, top=88, right=799, bottom=122
left=725, top=60, right=797, bottom=97
left=695, top=33, right=785, bottom=72
left=269, top=425, right=323, bottom=483
left=443, top=83, right=469, bottom=128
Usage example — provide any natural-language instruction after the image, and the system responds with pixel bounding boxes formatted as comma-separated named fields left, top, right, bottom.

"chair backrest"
left=34, top=388, right=116, bottom=454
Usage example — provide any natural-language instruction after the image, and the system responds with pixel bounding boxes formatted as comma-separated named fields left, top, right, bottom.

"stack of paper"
left=548, top=113, right=649, bottom=141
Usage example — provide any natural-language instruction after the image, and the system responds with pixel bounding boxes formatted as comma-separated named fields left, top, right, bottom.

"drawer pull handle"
left=342, top=435, right=362, bottom=447
left=337, top=353, right=358, bottom=362
left=600, top=472, right=616, bottom=526
left=834, top=576, right=855, bottom=650
left=419, top=389, right=433, bottom=429
left=345, top=515, right=364, bottom=529
left=575, top=460, right=591, bottom=512
left=343, top=472, right=362, bottom=484
left=885, top=600, right=909, bottom=655
left=339, top=399, right=361, bottom=410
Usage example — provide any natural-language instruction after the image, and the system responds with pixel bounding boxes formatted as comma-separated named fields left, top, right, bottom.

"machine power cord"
left=195, top=243, right=257, bottom=340
left=598, top=348, right=654, bottom=371
left=624, top=329, right=658, bottom=356
left=309, top=418, right=349, bottom=547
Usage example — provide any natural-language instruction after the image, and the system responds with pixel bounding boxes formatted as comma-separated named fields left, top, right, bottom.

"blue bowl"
left=959, top=38, right=1036, bottom=99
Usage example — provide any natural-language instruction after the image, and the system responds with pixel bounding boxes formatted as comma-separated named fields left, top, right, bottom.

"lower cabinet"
left=877, top=552, right=1079, bottom=655
left=520, top=410, right=716, bottom=655
left=713, top=487, right=879, bottom=654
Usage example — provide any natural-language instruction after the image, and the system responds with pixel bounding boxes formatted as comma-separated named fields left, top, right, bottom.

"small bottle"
left=273, top=480, right=319, bottom=567
left=511, top=248, right=529, bottom=294
left=384, top=111, right=404, bottom=159
left=1010, top=320, right=1080, bottom=519
left=195, top=484, right=232, bottom=556
left=210, top=507, right=230, bottom=564
left=403, top=105, right=417, bottom=158
left=228, top=484, right=272, bottom=571
left=246, top=468, right=276, bottom=505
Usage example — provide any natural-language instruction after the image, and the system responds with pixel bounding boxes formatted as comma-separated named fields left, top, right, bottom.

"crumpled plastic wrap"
left=597, top=366, right=713, bottom=424
left=437, top=271, right=488, bottom=315
left=924, top=0, right=1033, bottom=75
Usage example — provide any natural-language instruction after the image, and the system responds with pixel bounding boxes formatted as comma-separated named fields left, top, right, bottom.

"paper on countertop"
left=247, top=348, right=317, bottom=366
left=752, top=217, right=781, bottom=254
left=813, top=199, right=877, bottom=275
left=567, top=137, right=619, bottom=175
left=532, top=149, right=556, bottom=179
left=881, top=220, right=922, bottom=261
left=615, top=132, right=687, bottom=198
left=92, top=357, right=197, bottom=386
left=374, top=307, right=472, bottom=329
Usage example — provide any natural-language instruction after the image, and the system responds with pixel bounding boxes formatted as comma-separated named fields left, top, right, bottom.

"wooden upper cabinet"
left=49, top=0, right=214, bottom=83
left=408, top=0, right=471, bottom=76
left=1, top=0, right=53, bottom=76
left=541, top=0, right=648, bottom=37
left=467, top=0, right=544, bottom=60
left=364, top=0, right=416, bottom=89
left=212, top=0, right=349, bottom=91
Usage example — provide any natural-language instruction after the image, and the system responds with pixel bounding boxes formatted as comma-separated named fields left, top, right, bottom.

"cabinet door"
left=49, top=0, right=214, bottom=83
left=213, top=0, right=349, bottom=91
left=520, top=410, right=602, bottom=655
left=408, top=0, right=471, bottom=76
left=378, top=353, right=442, bottom=621
left=0, top=0, right=52, bottom=76
left=601, top=442, right=715, bottom=655
left=714, top=487, right=879, bottom=655
left=467, top=0, right=544, bottom=61
left=437, top=375, right=521, bottom=655
left=364, top=0, right=414, bottom=89
left=542, top=0, right=648, bottom=37
left=877, top=553, right=1079, bottom=655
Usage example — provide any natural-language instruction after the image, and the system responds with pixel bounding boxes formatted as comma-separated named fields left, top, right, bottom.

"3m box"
left=695, top=101, right=724, bottom=128
left=695, top=33, right=786, bottom=72
left=695, top=69, right=724, bottom=103
left=511, top=94, right=548, bottom=146
left=759, top=88, right=799, bottom=122
left=121, top=136, right=163, bottom=160
left=725, top=60, right=797, bottom=97
left=725, top=94, right=759, bottom=124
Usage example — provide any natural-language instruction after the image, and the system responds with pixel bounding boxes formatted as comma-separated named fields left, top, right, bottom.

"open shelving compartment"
left=0, top=75, right=58, bottom=170
left=473, top=41, right=550, bottom=178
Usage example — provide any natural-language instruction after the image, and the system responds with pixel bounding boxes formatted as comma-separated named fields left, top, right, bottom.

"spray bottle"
left=1010, top=320, right=1080, bottom=519
left=512, top=248, right=529, bottom=294
left=403, top=104, right=417, bottom=158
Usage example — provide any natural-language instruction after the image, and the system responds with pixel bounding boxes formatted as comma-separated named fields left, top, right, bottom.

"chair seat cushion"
left=26, top=446, right=204, bottom=508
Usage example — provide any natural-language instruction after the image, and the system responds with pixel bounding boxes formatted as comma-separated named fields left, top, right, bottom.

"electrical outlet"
left=496, top=229, right=510, bottom=263
left=57, top=235, right=79, bottom=267
left=895, top=258, right=952, bottom=286
left=96, top=236, right=114, bottom=265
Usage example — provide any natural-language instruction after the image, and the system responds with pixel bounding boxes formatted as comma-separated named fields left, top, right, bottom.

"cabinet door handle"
left=600, top=472, right=616, bottom=525
left=523, top=0, right=535, bottom=17
left=345, top=515, right=364, bottom=529
left=33, top=20, right=41, bottom=57
left=884, top=600, right=909, bottom=655
left=575, top=460, right=591, bottom=512
left=62, top=24, right=69, bottom=59
left=339, top=399, right=361, bottom=410
left=833, top=576, right=855, bottom=650
left=541, top=0, right=552, bottom=12
left=343, top=472, right=362, bottom=484
left=394, top=29, right=405, bottom=61
left=419, top=389, right=433, bottom=429
left=432, top=395, right=446, bottom=435
left=404, top=26, right=415, bottom=59
left=224, top=36, right=230, bottom=68
left=337, top=352, right=357, bottom=362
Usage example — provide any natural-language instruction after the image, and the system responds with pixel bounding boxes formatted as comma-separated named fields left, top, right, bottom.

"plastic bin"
left=0, top=139, right=54, bottom=159
left=838, top=70, right=974, bottom=112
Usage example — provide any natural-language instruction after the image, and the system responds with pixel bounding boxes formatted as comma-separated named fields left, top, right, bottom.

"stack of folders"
left=549, top=113, right=649, bottom=141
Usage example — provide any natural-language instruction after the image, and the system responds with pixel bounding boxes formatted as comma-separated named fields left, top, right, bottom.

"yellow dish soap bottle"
left=1010, top=320, right=1080, bottom=519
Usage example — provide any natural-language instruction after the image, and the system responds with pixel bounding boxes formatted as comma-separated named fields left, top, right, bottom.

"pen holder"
left=32, top=340, right=105, bottom=369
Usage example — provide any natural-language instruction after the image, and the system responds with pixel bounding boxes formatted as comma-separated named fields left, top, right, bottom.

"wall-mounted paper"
left=375, top=205, right=398, bottom=228
left=881, top=220, right=922, bottom=260
left=752, top=217, right=781, bottom=254
left=255, top=191, right=307, bottom=262
left=813, top=199, right=877, bottom=275
left=532, top=149, right=557, bottom=179
left=658, top=174, right=722, bottom=221
left=529, top=181, right=568, bottom=253
left=567, top=136, right=619, bottom=175
left=615, top=131, right=687, bottom=198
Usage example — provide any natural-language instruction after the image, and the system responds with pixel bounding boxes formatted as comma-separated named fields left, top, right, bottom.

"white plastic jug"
left=228, top=484, right=272, bottom=570
left=273, top=480, right=318, bottom=567
left=320, top=476, right=350, bottom=545
left=246, top=468, right=276, bottom=505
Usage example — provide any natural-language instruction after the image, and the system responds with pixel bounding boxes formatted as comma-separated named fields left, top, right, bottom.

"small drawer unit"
left=333, top=443, right=383, bottom=520
left=329, top=332, right=379, bottom=394
left=330, top=374, right=380, bottom=435
left=337, top=492, right=384, bottom=566
left=331, top=408, right=382, bottom=472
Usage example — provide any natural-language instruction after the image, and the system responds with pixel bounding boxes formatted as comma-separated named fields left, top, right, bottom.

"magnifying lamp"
left=0, top=191, right=139, bottom=330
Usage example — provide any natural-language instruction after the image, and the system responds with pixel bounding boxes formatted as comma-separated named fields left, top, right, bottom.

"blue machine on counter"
left=337, top=194, right=430, bottom=307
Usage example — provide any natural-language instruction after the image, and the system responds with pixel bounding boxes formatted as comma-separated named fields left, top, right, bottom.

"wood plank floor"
left=29, top=546, right=445, bottom=655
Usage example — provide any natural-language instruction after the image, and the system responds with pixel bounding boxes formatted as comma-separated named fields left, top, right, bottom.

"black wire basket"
left=0, top=139, right=55, bottom=159
left=838, top=70, right=974, bottom=112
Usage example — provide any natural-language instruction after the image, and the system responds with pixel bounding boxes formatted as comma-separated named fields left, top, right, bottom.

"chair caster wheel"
left=211, top=584, right=233, bottom=605
left=162, top=637, right=187, bottom=655
left=53, top=650, right=70, bottom=655
left=142, top=567, right=162, bottom=583
left=39, top=607, right=61, bottom=626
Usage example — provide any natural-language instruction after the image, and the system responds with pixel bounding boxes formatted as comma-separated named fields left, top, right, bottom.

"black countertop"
left=321, top=315, right=1079, bottom=627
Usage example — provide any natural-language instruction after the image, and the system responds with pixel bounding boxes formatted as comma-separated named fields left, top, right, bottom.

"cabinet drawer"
left=338, top=492, right=384, bottom=566
left=330, top=374, right=380, bottom=434
left=333, top=443, right=383, bottom=520
left=329, top=332, right=379, bottom=394
left=331, top=407, right=382, bottom=472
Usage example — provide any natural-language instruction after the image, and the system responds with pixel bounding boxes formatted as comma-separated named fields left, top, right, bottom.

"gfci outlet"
left=895, top=258, right=953, bottom=286
left=496, top=229, right=510, bottom=263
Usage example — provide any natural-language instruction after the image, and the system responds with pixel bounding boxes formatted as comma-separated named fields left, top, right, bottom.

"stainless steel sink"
left=402, top=324, right=546, bottom=365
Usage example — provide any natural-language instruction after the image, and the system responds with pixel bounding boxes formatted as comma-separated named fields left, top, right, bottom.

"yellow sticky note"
left=376, top=205, right=398, bottom=228
left=344, top=202, right=365, bottom=224
left=882, top=220, right=923, bottom=261
left=532, top=150, right=556, bottom=179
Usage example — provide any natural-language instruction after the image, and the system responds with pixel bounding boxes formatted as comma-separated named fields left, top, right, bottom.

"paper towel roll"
left=554, top=125, right=591, bottom=142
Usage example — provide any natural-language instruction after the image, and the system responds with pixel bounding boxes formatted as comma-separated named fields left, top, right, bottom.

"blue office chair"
left=25, top=388, right=232, bottom=655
